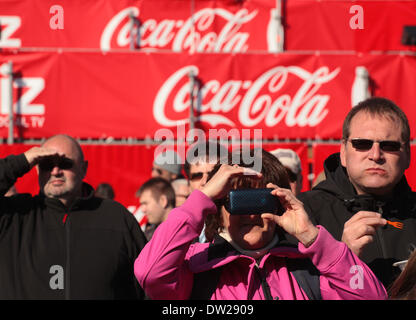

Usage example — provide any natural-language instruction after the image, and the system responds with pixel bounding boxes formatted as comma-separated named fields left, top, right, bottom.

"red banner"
left=1, top=51, right=415, bottom=140
left=1, top=0, right=415, bottom=52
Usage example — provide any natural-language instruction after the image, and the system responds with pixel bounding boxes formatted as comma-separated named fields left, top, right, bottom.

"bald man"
left=0, top=134, right=147, bottom=299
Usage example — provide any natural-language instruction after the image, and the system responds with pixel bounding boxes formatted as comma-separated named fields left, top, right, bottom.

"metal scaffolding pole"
left=188, top=69, right=195, bottom=135
left=0, top=61, right=14, bottom=144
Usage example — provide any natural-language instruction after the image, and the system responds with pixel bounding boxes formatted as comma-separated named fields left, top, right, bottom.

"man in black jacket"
left=0, top=134, right=147, bottom=299
left=298, top=97, right=416, bottom=288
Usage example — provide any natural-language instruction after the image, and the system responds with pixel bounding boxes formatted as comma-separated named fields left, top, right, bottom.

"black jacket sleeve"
left=121, top=205, right=148, bottom=299
left=0, top=154, right=31, bottom=195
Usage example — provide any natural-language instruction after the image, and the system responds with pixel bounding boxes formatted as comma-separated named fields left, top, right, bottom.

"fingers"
left=344, top=211, right=387, bottom=233
left=225, top=164, right=262, bottom=179
left=263, top=184, right=318, bottom=244
left=350, top=235, right=374, bottom=255
left=345, top=211, right=386, bottom=225
left=200, top=164, right=262, bottom=200
left=24, top=147, right=63, bottom=167
left=342, top=211, right=387, bottom=256
left=268, top=184, right=302, bottom=210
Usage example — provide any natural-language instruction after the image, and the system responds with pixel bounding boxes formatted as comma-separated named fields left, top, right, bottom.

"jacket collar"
left=188, top=230, right=301, bottom=273
left=39, top=182, right=95, bottom=212
left=316, top=152, right=416, bottom=218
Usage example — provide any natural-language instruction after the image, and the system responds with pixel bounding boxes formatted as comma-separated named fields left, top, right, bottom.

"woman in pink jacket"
left=134, top=149, right=386, bottom=300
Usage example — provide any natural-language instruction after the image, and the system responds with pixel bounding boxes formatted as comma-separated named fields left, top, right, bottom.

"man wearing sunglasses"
left=151, top=150, right=182, bottom=182
left=298, top=97, right=416, bottom=288
left=184, top=140, right=229, bottom=194
left=0, top=134, right=147, bottom=299
left=184, top=140, right=229, bottom=242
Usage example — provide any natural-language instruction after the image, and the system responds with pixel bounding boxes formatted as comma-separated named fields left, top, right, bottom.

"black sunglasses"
left=189, top=172, right=204, bottom=181
left=38, top=157, right=74, bottom=171
left=349, top=139, right=403, bottom=152
left=152, top=167, right=163, bottom=175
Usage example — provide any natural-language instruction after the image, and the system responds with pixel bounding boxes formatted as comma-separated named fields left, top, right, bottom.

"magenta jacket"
left=134, top=190, right=387, bottom=300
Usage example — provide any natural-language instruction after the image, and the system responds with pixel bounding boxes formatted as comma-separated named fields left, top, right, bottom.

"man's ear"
left=159, top=194, right=168, bottom=208
left=340, top=141, right=347, bottom=167
left=81, top=160, right=88, bottom=179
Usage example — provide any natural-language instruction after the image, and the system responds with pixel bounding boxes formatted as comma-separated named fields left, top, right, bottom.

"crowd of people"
left=0, top=97, right=415, bottom=300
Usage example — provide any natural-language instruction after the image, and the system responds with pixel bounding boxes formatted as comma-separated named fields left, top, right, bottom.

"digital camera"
left=225, top=188, right=284, bottom=215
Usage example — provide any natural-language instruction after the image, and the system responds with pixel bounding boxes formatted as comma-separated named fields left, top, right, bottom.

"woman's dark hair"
left=204, top=148, right=290, bottom=242
left=389, top=249, right=416, bottom=299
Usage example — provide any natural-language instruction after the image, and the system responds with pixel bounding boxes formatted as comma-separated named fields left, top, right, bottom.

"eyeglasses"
left=152, top=167, right=163, bottom=175
left=348, top=139, right=403, bottom=152
left=38, top=157, right=74, bottom=171
left=189, top=172, right=204, bottom=181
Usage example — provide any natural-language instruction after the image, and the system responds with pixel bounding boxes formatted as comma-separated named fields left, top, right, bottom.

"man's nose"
left=50, top=165, right=62, bottom=175
left=369, top=143, right=383, bottom=161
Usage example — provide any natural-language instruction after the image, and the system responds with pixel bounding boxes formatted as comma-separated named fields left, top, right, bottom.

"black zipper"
left=375, top=203, right=388, bottom=259
left=254, top=265, right=273, bottom=300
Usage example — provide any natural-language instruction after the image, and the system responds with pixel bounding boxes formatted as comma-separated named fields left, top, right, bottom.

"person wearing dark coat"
left=298, top=97, right=416, bottom=288
left=0, top=134, right=147, bottom=299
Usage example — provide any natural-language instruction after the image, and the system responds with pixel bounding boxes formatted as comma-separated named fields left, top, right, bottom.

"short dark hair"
left=136, top=177, right=176, bottom=208
left=184, top=140, right=229, bottom=178
left=95, top=183, right=115, bottom=199
left=204, top=148, right=290, bottom=242
left=342, top=97, right=410, bottom=154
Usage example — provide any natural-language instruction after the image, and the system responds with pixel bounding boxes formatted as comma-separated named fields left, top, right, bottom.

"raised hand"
left=341, top=211, right=387, bottom=257
left=200, top=164, right=262, bottom=201
left=262, top=183, right=319, bottom=247
left=23, top=146, right=64, bottom=168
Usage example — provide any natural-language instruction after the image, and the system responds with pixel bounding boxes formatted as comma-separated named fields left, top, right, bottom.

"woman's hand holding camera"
left=200, top=164, right=318, bottom=248
left=264, top=183, right=319, bottom=248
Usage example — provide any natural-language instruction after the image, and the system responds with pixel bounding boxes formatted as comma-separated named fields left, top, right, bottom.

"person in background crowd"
left=184, top=140, right=229, bottom=242
left=134, top=148, right=386, bottom=300
left=171, top=178, right=190, bottom=207
left=95, top=182, right=115, bottom=200
left=184, top=140, right=229, bottom=192
left=134, top=149, right=182, bottom=227
left=151, top=149, right=182, bottom=182
left=0, top=134, right=147, bottom=299
left=136, top=177, right=176, bottom=240
left=298, top=97, right=416, bottom=288
left=271, top=148, right=303, bottom=195
left=389, top=248, right=416, bottom=299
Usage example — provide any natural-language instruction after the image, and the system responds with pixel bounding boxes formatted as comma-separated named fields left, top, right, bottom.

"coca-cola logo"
left=153, top=65, right=340, bottom=128
left=100, top=6, right=257, bottom=52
